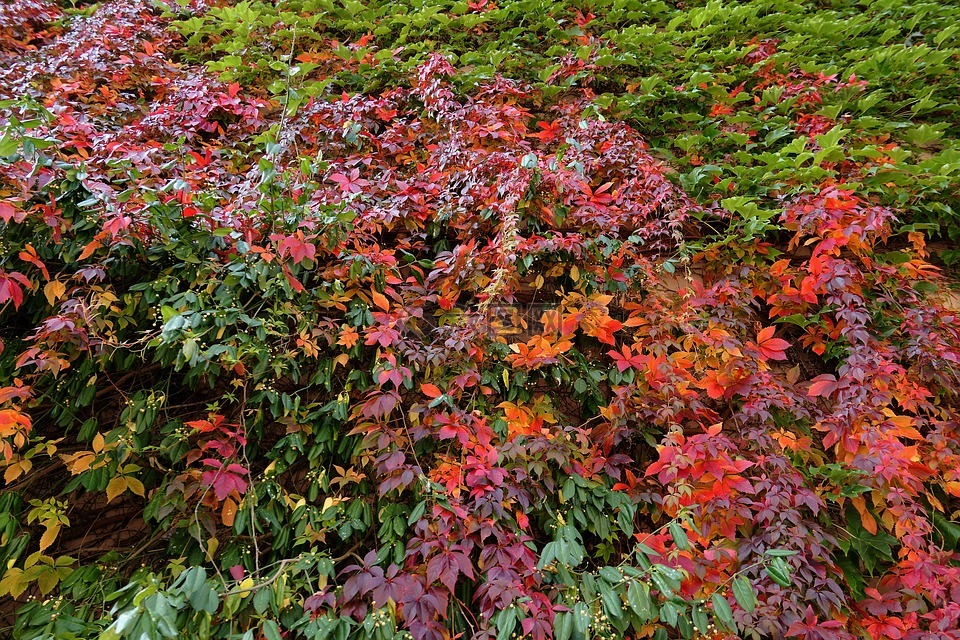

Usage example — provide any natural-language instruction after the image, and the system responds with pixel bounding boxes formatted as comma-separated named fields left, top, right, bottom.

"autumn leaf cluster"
left=1, top=1, right=960, bottom=640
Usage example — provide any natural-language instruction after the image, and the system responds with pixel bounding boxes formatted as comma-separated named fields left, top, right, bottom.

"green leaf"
left=572, top=602, right=590, bottom=640
left=627, top=580, right=652, bottom=621
left=598, top=566, right=622, bottom=584
left=765, top=558, right=792, bottom=587
left=712, top=592, right=736, bottom=630
left=933, top=511, right=960, bottom=550
left=580, top=572, right=598, bottom=601
left=599, top=581, right=623, bottom=620
left=554, top=611, right=573, bottom=640
left=691, top=602, right=709, bottom=633
left=0, top=134, right=18, bottom=156
left=668, top=522, right=689, bottom=550
left=814, top=125, right=846, bottom=149
left=113, top=609, right=139, bottom=635
left=660, top=601, right=679, bottom=626
left=262, top=619, right=282, bottom=640
left=407, top=500, right=426, bottom=525
left=254, top=584, right=272, bottom=614
left=650, top=570, right=673, bottom=598
left=189, top=586, right=219, bottom=614
left=496, top=606, right=516, bottom=640
left=732, top=576, right=756, bottom=613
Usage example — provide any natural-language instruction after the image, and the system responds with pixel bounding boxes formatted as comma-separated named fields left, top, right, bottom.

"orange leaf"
left=371, top=290, right=390, bottom=311
left=852, top=496, right=878, bottom=535
left=43, top=280, right=66, bottom=306
left=78, top=239, right=101, bottom=261
left=338, top=326, right=360, bottom=348
left=0, top=409, right=31, bottom=438
left=222, top=497, right=238, bottom=527
left=701, top=370, right=727, bottom=400
left=421, top=383, right=442, bottom=398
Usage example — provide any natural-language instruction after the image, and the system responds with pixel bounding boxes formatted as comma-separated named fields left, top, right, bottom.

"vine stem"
left=220, top=556, right=299, bottom=597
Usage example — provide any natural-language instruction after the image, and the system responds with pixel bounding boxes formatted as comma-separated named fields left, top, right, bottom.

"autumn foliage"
left=1, top=1, right=960, bottom=640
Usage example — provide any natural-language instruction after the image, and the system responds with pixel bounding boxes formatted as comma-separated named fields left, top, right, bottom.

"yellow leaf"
left=321, top=496, right=342, bottom=515
left=105, top=477, right=127, bottom=503
left=39, top=525, right=60, bottom=553
left=126, top=477, right=145, bottom=497
left=238, top=577, right=254, bottom=598
left=36, top=568, right=59, bottom=595
left=43, top=281, right=66, bottom=306
left=205, top=537, right=219, bottom=561
left=98, top=291, right=118, bottom=305
left=880, top=507, right=895, bottom=532
left=61, top=451, right=95, bottom=475
left=93, top=432, right=105, bottom=453
left=3, top=457, right=31, bottom=483
left=0, top=567, right=27, bottom=598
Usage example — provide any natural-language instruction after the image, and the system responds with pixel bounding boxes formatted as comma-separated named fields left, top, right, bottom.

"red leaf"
left=360, top=391, right=400, bottom=419
left=202, top=460, right=249, bottom=500
left=329, top=169, right=369, bottom=194
left=275, top=232, right=316, bottom=265
left=756, top=326, right=791, bottom=360
left=283, top=264, right=306, bottom=293
left=0, top=202, right=17, bottom=223
left=807, top=374, right=838, bottom=398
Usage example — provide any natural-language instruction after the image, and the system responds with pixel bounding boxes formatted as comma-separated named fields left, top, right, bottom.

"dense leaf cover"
left=1, top=1, right=959, bottom=640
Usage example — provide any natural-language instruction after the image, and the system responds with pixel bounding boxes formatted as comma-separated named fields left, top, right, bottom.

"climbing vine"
left=1, top=1, right=959, bottom=640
